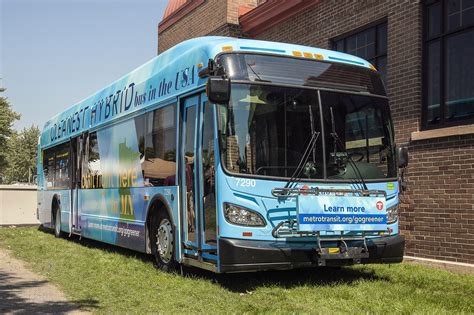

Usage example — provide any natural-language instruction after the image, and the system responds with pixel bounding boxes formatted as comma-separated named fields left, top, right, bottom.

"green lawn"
left=0, top=227, right=473, bottom=314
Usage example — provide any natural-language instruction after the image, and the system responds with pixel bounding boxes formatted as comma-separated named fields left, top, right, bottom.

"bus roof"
left=40, top=36, right=374, bottom=149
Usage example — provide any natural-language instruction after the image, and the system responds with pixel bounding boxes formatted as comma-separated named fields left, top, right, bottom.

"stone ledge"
left=411, top=124, right=474, bottom=141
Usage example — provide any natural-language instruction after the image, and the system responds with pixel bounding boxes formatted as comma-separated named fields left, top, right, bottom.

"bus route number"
left=235, top=178, right=256, bottom=188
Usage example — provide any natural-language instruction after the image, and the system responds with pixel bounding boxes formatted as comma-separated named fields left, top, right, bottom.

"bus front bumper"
left=219, top=234, right=405, bottom=273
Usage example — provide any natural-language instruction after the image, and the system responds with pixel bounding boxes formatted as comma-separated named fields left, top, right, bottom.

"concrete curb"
left=404, top=255, right=474, bottom=275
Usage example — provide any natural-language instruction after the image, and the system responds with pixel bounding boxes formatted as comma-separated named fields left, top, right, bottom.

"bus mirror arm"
left=199, top=59, right=226, bottom=78
left=198, top=67, right=209, bottom=78
left=397, top=146, right=408, bottom=192
left=399, top=167, right=407, bottom=192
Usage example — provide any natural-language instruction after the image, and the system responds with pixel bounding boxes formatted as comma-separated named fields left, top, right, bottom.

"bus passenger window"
left=43, top=149, right=55, bottom=188
left=135, top=114, right=146, bottom=161
left=183, top=106, right=196, bottom=238
left=54, top=143, right=70, bottom=189
left=201, top=102, right=216, bottom=244
left=83, top=132, right=102, bottom=189
left=143, top=105, right=177, bottom=186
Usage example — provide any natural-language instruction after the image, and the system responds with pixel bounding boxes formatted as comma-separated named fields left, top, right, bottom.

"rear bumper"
left=219, top=234, right=405, bottom=273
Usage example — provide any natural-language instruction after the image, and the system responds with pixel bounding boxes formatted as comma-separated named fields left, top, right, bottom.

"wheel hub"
left=156, top=219, right=173, bottom=263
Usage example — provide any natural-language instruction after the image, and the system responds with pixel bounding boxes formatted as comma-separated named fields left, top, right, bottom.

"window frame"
left=422, top=0, right=474, bottom=130
left=143, top=103, right=178, bottom=186
left=331, top=19, right=388, bottom=85
left=42, top=141, right=71, bottom=190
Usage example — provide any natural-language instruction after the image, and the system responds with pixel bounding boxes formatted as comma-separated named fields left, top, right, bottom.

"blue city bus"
left=37, top=36, right=408, bottom=273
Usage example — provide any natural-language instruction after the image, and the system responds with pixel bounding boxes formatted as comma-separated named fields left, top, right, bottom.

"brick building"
left=158, top=0, right=474, bottom=264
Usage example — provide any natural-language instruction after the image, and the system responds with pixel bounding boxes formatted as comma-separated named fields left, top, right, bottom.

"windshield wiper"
left=284, top=104, right=321, bottom=190
left=329, top=106, right=368, bottom=191
left=284, top=131, right=320, bottom=189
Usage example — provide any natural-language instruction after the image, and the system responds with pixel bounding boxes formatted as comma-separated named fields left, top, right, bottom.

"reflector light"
left=328, top=248, right=340, bottom=254
left=242, top=232, right=252, bottom=237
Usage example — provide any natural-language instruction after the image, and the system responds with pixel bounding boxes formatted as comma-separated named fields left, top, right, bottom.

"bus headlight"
left=386, top=204, right=399, bottom=224
left=224, top=203, right=266, bottom=227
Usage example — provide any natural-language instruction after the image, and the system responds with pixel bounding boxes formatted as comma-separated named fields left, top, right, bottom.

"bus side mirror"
left=397, top=146, right=408, bottom=168
left=207, top=76, right=230, bottom=104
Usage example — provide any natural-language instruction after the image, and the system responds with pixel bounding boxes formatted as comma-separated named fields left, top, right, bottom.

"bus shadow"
left=37, top=226, right=390, bottom=293
left=188, top=266, right=390, bottom=293
left=37, top=226, right=155, bottom=265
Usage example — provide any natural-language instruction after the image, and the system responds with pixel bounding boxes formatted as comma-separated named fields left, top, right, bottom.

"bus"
left=37, top=36, right=408, bottom=273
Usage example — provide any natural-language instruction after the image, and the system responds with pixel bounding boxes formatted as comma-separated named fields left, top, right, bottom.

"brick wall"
left=158, top=0, right=474, bottom=264
left=400, top=135, right=474, bottom=262
left=158, top=0, right=258, bottom=53
left=253, top=0, right=474, bottom=264
left=227, top=0, right=258, bottom=25
left=158, top=0, right=228, bottom=53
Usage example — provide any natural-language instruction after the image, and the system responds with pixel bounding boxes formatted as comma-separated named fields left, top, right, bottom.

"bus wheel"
left=54, top=206, right=63, bottom=238
left=152, top=212, right=177, bottom=272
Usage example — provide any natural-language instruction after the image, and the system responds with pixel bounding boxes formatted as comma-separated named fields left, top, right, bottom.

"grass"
left=0, top=226, right=473, bottom=314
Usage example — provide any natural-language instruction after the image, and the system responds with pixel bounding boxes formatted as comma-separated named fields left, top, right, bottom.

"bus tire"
left=151, top=211, right=177, bottom=272
left=53, top=203, right=63, bottom=238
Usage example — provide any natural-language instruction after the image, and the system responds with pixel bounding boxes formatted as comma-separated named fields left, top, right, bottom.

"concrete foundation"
left=0, top=185, right=38, bottom=226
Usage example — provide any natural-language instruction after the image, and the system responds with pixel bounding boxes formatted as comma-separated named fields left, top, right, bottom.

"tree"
left=4, top=125, right=40, bottom=184
left=0, top=87, right=21, bottom=178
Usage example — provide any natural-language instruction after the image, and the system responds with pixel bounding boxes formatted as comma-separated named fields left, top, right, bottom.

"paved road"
left=0, top=248, right=88, bottom=314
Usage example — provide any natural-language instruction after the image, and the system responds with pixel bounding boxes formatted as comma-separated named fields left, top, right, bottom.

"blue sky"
left=1, top=0, right=168, bottom=130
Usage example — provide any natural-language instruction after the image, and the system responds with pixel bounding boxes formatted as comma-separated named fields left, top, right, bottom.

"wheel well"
left=145, top=197, right=172, bottom=254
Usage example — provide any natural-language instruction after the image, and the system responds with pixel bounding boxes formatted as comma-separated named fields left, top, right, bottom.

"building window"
left=423, top=0, right=474, bottom=129
left=333, top=22, right=388, bottom=85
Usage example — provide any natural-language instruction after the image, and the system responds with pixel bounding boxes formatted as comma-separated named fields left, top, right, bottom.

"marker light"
left=386, top=204, right=399, bottom=224
left=224, top=203, right=266, bottom=227
left=369, top=64, right=377, bottom=71
left=198, top=63, right=203, bottom=68
left=303, top=52, right=313, bottom=58
left=222, top=46, right=233, bottom=52
left=292, top=51, right=303, bottom=57
left=314, top=53, right=324, bottom=60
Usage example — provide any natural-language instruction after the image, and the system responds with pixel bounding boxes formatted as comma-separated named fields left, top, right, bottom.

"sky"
left=1, top=0, right=168, bottom=130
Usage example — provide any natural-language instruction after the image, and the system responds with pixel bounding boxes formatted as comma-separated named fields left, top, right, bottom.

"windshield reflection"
left=320, top=91, right=396, bottom=180
left=217, top=84, right=396, bottom=181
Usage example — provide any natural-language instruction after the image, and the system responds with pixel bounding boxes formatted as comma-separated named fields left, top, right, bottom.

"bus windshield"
left=217, top=84, right=396, bottom=181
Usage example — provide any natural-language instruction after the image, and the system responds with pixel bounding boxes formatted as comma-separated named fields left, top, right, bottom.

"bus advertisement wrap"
left=297, top=195, right=387, bottom=231
left=37, top=37, right=405, bottom=273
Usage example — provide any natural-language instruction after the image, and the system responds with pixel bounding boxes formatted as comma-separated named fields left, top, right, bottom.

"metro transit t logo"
left=376, top=201, right=384, bottom=211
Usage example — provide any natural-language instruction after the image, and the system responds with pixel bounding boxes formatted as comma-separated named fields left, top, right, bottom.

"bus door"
left=70, top=135, right=84, bottom=234
left=181, top=92, right=217, bottom=262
